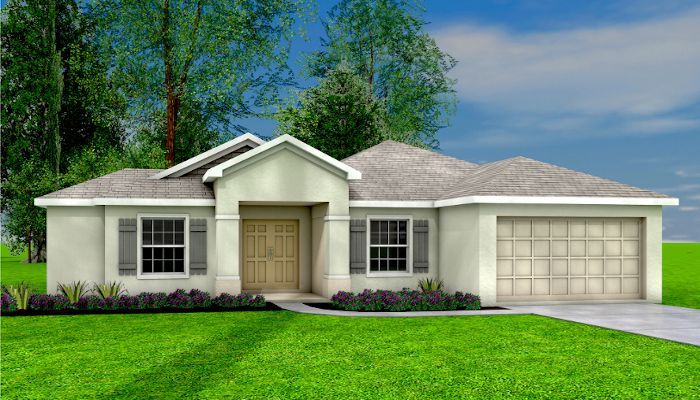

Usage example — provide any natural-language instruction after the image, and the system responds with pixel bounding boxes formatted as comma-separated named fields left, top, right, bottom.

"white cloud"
left=654, top=183, right=700, bottom=193
left=679, top=206, right=700, bottom=212
left=434, top=10, right=700, bottom=116
left=675, top=169, right=700, bottom=178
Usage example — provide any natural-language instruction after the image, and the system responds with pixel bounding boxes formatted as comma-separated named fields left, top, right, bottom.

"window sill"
left=137, top=274, right=190, bottom=280
left=365, top=272, right=413, bottom=278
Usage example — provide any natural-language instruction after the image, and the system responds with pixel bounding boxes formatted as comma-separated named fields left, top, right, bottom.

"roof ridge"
left=342, top=139, right=477, bottom=167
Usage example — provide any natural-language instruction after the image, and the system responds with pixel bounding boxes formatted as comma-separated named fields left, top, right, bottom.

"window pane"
left=164, top=248, right=173, bottom=260
left=163, top=231, right=174, bottom=245
left=388, top=221, right=398, bottom=244
left=174, top=219, right=184, bottom=233
left=142, top=260, right=152, bottom=273
left=380, top=221, right=389, bottom=244
left=389, top=259, right=398, bottom=271
left=370, top=259, right=379, bottom=271
left=389, top=247, right=397, bottom=258
left=174, top=259, right=184, bottom=273
left=143, top=248, right=152, bottom=260
left=398, top=221, right=407, bottom=244
left=175, top=247, right=184, bottom=260
left=142, top=230, right=152, bottom=245
left=174, top=232, right=184, bottom=245
left=163, top=219, right=174, bottom=233
left=380, top=259, right=388, bottom=271
left=153, top=260, right=163, bottom=273
left=398, top=247, right=406, bottom=259
left=379, top=247, right=387, bottom=258
left=153, top=231, right=163, bottom=245
left=397, top=259, right=407, bottom=271
left=154, top=247, right=163, bottom=260
left=163, top=260, right=173, bottom=273
left=143, top=219, right=152, bottom=232
left=153, top=219, right=163, bottom=233
left=370, top=221, right=380, bottom=245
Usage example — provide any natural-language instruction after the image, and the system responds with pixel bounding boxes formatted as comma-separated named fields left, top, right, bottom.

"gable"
left=181, top=145, right=253, bottom=177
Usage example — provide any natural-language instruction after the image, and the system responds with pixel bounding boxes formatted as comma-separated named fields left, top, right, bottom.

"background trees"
left=307, top=0, right=457, bottom=149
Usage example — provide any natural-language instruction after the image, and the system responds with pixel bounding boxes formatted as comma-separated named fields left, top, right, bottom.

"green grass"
left=662, top=242, right=700, bottom=309
left=0, top=244, right=46, bottom=293
left=2, top=312, right=699, bottom=399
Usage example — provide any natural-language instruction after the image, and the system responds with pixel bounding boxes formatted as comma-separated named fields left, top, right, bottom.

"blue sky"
left=247, top=0, right=700, bottom=242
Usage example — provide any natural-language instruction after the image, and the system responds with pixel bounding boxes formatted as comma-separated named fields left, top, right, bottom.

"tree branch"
left=177, top=0, right=203, bottom=98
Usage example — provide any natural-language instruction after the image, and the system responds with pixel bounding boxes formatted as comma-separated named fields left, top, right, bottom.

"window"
left=141, top=217, right=186, bottom=274
left=369, top=219, right=409, bottom=272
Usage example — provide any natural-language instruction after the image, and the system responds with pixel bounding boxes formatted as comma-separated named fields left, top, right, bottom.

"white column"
left=321, top=215, right=351, bottom=297
left=215, top=214, right=241, bottom=295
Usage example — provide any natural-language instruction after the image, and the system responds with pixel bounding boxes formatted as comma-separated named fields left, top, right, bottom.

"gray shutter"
left=413, top=220, right=429, bottom=273
left=349, top=220, right=366, bottom=274
left=190, top=219, right=207, bottom=275
left=118, top=219, right=137, bottom=276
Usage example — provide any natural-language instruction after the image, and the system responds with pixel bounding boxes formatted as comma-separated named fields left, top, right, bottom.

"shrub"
left=94, top=281, right=127, bottom=299
left=418, top=278, right=444, bottom=293
left=3, top=283, right=33, bottom=310
left=136, top=292, right=169, bottom=309
left=73, top=295, right=102, bottom=310
left=213, top=293, right=266, bottom=308
left=58, top=281, right=90, bottom=303
left=28, top=294, right=71, bottom=311
left=167, top=289, right=194, bottom=308
left=331, top=289, right=480, bottom=312
left=189, top=289, right=212, bottom=308
left=1, top=292, right=17, bottom=313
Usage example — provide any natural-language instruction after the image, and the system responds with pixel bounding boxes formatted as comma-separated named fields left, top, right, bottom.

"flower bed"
left=331, top=289, right=480, bottom=312
left=1, top=289, right=271, bottom=316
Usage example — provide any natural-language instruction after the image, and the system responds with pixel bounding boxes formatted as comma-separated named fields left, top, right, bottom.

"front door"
left=242, top=220, right=299, bottom=290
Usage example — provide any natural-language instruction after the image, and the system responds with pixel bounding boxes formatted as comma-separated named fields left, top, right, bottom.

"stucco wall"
left=103, top=206, right=216, bottom=294
left=438, top=205, right=481, bottom=296
left=348, top=207, right=439, bottom=292
left=46, top=206, right=105, bottom=294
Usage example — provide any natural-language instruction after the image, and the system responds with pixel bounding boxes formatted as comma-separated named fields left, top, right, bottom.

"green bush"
left=57, top=281, right=90, bottom=303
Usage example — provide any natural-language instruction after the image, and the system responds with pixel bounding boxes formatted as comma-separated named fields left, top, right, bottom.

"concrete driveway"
left=508, top=303, right=700, bottom=346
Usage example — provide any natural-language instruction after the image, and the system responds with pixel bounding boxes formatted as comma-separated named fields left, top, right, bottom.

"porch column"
left=321, top=215, right=352, bottom=297
left=215, top=214, right=241, bottom=295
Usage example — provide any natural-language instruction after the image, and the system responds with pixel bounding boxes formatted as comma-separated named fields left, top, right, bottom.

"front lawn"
left=662, top=242, right=700, bottom=309
left=2, top=312, right=699, bottom=399
left=0, top=244, right=46, bottom=293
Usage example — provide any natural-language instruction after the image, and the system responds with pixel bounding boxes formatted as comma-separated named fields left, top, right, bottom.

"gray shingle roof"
left=40, top=169, right=213, bottom=199
left=37, top=141, right=669, bottom=203
left=440, top=156, right=668, bottom=199
left=342, top=141, right=477, bottom=201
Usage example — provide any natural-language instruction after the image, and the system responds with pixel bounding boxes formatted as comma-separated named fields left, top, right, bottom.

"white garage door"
left=496, top=218, right=642, bottom=301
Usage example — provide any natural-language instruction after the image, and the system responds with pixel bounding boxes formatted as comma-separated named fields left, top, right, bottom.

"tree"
left=90, top=0, right=310, bottom=165
left=308, top=0, right=457, bottom=149
left=276, top=63, right=388, bottom=160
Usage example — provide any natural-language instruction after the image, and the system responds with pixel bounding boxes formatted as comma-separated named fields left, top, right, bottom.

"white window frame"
left=137, top=214, right=190, bottom=280
left=366, top=215, right=413, bottom=277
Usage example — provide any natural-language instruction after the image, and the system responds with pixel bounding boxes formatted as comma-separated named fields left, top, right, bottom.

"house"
left=35, top=134, right=678, bottom=306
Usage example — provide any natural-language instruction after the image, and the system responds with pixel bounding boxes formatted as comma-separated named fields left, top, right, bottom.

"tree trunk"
left=165, top=92, right=178, bottom=166
left=27, top=229, right=32, bottom=264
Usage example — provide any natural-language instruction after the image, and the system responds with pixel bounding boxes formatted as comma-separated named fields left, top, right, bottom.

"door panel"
left=497, top=218, right=642, bottom=301
left=242, top=220, right=298, bottom=290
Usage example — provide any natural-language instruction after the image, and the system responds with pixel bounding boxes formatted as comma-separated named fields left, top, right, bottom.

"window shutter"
left=413, top=220, right=429, bottom=273
left=349, top=220, right=366, bottom=274
left=118, top=219, right=137, bottom=276
left=190, top=219, right=207, bottom=275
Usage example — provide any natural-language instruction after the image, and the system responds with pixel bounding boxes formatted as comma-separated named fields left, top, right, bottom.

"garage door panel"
left=497, top=217, right=643, bottom=302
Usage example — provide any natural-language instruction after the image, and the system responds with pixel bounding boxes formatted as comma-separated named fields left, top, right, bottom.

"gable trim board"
left=36, top=133, right=677, bottom=305
left=150, top=133, right=265, bottom=179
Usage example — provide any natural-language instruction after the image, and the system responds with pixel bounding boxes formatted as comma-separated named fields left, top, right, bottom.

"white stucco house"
left=35, top=133, right=678, bottom=306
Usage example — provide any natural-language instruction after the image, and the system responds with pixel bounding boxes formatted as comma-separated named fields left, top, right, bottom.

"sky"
left=245, top=0, right=700, bottom=242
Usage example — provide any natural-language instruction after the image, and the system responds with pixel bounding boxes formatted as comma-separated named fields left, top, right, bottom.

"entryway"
left=242, top=220, right=299, bottom=290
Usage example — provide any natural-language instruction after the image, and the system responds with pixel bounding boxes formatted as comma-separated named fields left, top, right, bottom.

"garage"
left=496, top=218, right=643, bottom=302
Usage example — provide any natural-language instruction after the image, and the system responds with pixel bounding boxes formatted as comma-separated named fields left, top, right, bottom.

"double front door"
left=242, top=220, right=299, bottom=290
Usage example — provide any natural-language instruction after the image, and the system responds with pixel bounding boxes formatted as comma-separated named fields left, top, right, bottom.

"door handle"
left=267, top=246, right=274, bottom=261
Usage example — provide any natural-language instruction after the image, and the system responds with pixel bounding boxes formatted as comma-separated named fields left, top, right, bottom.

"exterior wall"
left=438, top=205, right=481, bottom=297
left=46, top=207, right=105, bottom=294
left=103, top=206, right=216, bottom=294
left=239, top=205, right=312, bottom=292
left=349, top=207, right=439, bottom=292
left=473, top=204, right=663, bottom=306
left=213, top=147, right=351, bottom=296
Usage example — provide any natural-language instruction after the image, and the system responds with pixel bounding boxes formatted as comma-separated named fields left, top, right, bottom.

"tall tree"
left=1, top=0, right=127, bottom=261
left=276, top=62, right=388, bottom=160
left=90, top=0, right=310, bottom=165
left=308, top=0, right=457, bottom=149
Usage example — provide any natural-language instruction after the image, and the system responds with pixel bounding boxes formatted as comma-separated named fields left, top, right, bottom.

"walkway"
left=274, top=301, right=700, bottom=346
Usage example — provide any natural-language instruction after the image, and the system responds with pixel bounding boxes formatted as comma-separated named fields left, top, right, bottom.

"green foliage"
left=662, top=243, right=700, bottom=309
left=2, top=283, right=33, bottom=310
left=276, top=63, right=389, bottom=159
left=308, top=0, right=457, bottom=149
left=89, top=0, right=312, bottom=162
left=93, top=281, right=127, bottom=299
left=0, top=244, right=47, bottom=294
left=417, top=277, right=444, bottom=293
left=57, top=281, right=90, bottom=303
left=2, top=313, right=699, bottom=398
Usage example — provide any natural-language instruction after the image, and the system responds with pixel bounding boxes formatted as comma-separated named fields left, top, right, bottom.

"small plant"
left=94, top=281, right=127, bottom=299
left=213, top=293, right=266, bottom=308
left=189, top=289, right=212, bottom=308
left=167, top=289, right=194, bottom=308
left=1, top=292, right=18, bottom=313
left=3, top=283, right=33, bottom=310
left=28, top=294, right=71, bottom=311
left=418, top=277, right=444, bottom=293
left=57, top=281, right=90, bottom=303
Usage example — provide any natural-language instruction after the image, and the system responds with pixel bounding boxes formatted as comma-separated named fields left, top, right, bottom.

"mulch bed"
left=303, top=302, right=508, bottom=312
left=1, top=303, right=282, bottom=317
